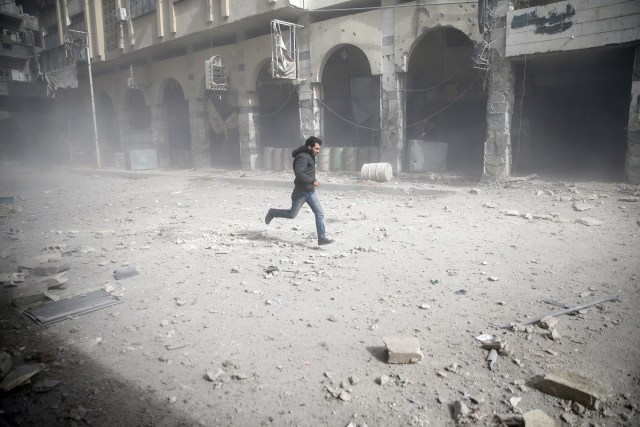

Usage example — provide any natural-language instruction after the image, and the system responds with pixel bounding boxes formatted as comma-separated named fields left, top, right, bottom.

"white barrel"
left=272, top=148, right=284, bottom=171
left=262, top=147, right=273, bottom=170
left=343, top=147, right=357, bottom=172
left=360, top=162, right=393, bottom=182
left=318, top=147, right=331, bottom=172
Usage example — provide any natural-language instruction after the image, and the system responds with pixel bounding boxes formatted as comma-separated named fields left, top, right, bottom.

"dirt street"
left=0, top=165, right=639, bottom=426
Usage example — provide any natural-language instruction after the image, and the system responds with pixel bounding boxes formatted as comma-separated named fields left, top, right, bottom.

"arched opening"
left=206, top=90, right=240, bottom=168
left=257, top=62, right=300, bottom=149
left=163, top=79, right=192, bottom=168
left=56, top=89, right=94, bottom=165
left=406, top=28, right=486, bottom=176
left=126, top=89, right=150, bottom=131
left=0, top=119, right=26, bottom=163
left=97, top=93, right=120, bottom=166
left=321, top=44, right=380, bottom=166
left=511, top=46, right=633, bottom=180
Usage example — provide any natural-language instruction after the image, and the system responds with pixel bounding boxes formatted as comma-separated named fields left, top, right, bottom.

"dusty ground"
left=0, top=164, right=639, bottom=427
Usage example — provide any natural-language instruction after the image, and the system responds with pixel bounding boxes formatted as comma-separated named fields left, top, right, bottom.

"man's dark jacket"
left=292, top=145, right=316, bottom=191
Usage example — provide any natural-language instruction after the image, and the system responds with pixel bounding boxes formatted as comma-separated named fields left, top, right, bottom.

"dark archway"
left=0, top=119, right=25, bottom=162
left=206, top=90, right=240, bottom=168
left=126, top=89, right=150, bottom=131
left=257, top=62, right=300, bottom=149
left=406, top=27, right=486, bottom=175
left=512, top=46, right=633, bottom=181
left=163, top=79, right=192, bottom=168
left=97, top=93, right=120, bottom=166
left=322, top=44, right=380, bottom=150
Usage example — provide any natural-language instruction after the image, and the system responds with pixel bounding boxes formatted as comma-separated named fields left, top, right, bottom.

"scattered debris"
left=33, top=378, right=61, bottom=392
left=23, top=289, right=122, bottom=326
left=572, top=203, right=592, bottom=212
left=383, top=336, right=424, bottom=364
left=522, top=409, right=559, bottom=427
left=0, top=363, right=45, bottom=392
left=487, top=349, right=498, bottom=370
left=576, top=217, right=603, bottom=226
left=451, top=400, right=470, bottom=418
left=537, top=369, right=611, bottom=410
left=113, top=266, right=139, bottom=280
left=502, top=296, right=618, bottom=328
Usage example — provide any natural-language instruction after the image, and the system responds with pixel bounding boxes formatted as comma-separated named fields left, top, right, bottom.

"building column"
left=625, top=46, right=640, bottom=184
left=186, top=46, right=210, bottom=169
left=297, top=15, right=321, bottom=140
left=379, top=0, right=405, bottom=172
left=236, top=34, right=259, bottom=170
left=483, top=52, right=514, bottom=180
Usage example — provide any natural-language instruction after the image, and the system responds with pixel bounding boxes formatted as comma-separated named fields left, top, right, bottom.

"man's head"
left=305, top=136, right=322, bottom=157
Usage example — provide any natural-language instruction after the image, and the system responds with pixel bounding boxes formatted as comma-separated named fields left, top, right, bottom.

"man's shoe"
left=318, top=237, right=334, bottom=246
left=265, top=211, right=274, bottom=225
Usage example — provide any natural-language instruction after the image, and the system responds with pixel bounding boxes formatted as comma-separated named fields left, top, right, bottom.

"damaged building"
left=1, top=0, right=639, bottom=182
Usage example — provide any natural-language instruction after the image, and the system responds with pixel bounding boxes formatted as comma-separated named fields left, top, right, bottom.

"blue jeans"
left=269, top=188, right=326, bottom=239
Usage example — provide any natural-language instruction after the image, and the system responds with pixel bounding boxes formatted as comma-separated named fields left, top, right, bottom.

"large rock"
left=383, top=336, right=424, bottom=364
left=523, top=409, right=559, bottom=427
left=538, top=369, right=611, bottom=410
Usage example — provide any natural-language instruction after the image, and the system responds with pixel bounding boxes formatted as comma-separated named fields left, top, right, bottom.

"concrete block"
left=383, top=336, right=424, bottom=364
left=538, top=369, right=611, bottom=409
left=11, top=281, right=47, bottom=306
left=523, top=409, right=559, bottom=427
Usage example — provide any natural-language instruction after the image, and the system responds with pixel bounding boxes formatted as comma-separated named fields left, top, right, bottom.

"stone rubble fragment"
left=522, top=409, right=559, bottom=427
left=538, top=369, right=611, bottom=410
left=383, top=336, right=424, bottom=364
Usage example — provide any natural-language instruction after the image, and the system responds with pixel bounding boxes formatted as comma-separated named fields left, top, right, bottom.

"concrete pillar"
left=186, top=46, right=210, bottom=169
left=379, top=0, right=405, bottom=172
left=625, top=46, right=640, bottom=184
left=236, top=33, right=259, bottom=170
left=483, top=52, right=514, bottom=180
left=297, top=15, right=321, bottom=140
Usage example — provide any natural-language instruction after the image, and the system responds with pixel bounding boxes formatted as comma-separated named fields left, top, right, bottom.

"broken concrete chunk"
left=11, top=281, right=47, bottom=307
left=39, top=272, right=69, bottom=289
left=383, top=336, right=424, bottom=364
left=572, top=203, right=592, bottom=212
left=522, top=409, right=559, bottom=427
left=0, top=351, right=11, bottom=380
left=538, top=316, right=559, bottom=330
left=487, top=349, right=498, bottom=370
left=451, top=400, right=470, bottom=418
left=576, top=217, right=603, bottom=226
left=0, top=363, right=45, bottom=392
left=538, top=369, right=611, bottom=410
left=113, top=266, right=139, bottom=280
left=33, top=262, right=70, bottom=277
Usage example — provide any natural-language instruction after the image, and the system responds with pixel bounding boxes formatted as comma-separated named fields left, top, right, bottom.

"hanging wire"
left=402, top=64, right=470, bottom=93
left=306, top=1, right=476, bottom=13
left=406, top=78, right=479, bottom=129
left=258, top=84, right=299, bottom=118
left=318, top=98, right=379, bottom=131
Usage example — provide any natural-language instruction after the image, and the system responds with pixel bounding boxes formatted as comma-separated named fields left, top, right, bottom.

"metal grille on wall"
left=205, top=55, right=228, bottom=91
left=270, top=20, right=302, bottom=80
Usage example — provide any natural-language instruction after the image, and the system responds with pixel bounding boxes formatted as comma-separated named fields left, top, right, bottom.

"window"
left=130, top=0, right=157, bottom=19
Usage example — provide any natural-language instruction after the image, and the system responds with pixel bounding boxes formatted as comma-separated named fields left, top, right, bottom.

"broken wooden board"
left=0, top=363, right=45, bottom=392
left=23, top=289, right=122, bottom=326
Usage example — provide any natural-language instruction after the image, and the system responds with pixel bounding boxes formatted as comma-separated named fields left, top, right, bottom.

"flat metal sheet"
left=23, top=289, right=122, bottom=326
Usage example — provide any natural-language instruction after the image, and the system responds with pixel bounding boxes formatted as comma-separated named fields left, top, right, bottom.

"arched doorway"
left=257, top=62, right=300, bottom=149
left=163, top=79, right=192, bottom=168
left=127, top=89, right=150, bottom=131
left=97, top=93, right=120, bottom=166
left=321, top=45, right=380, bottom=154
left=406, top=27, right=486, bottom=176
left=206, top=90, right=240, bottom=169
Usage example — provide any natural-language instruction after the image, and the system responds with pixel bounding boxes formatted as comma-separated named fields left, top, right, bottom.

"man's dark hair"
left=305, top=136, right=322, bottom=148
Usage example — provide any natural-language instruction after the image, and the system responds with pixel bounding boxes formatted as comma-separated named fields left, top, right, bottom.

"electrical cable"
left=403, top=64, right=470, bottom=92
left=306, top=1, right=476, bottom=13
left=258, top=84, right=298, bottom=118
left=406, top=78, right=478, bottom=129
